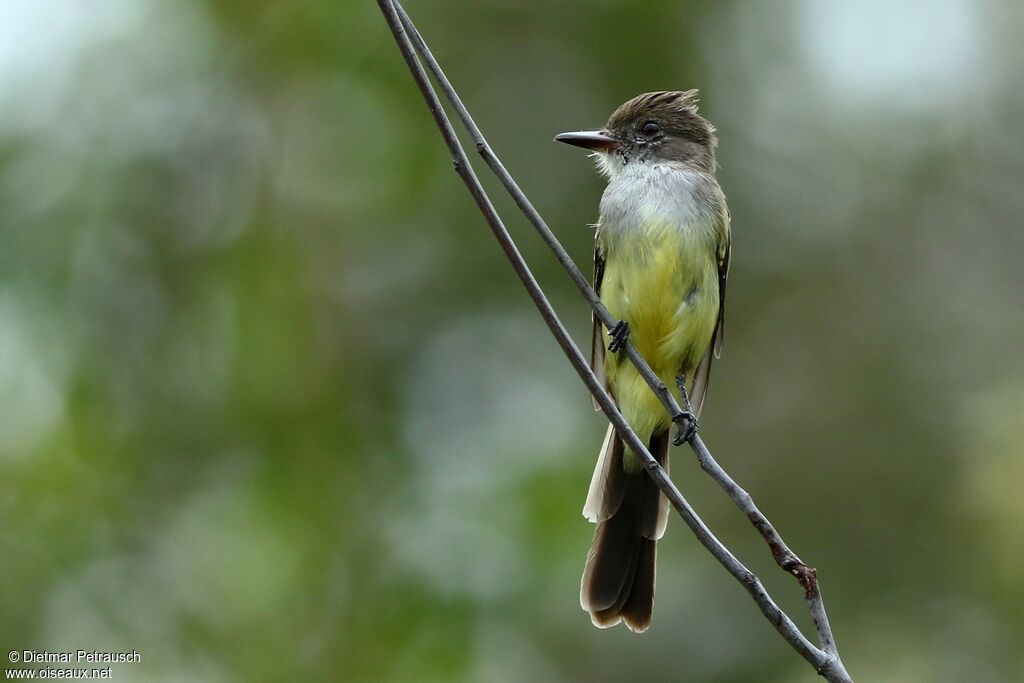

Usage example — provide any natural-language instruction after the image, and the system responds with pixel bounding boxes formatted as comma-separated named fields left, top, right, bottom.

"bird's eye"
left=641, top=121, right=661, bottom=137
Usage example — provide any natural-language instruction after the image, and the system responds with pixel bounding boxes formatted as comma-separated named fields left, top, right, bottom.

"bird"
left=555, top=90, right=731, bottom=632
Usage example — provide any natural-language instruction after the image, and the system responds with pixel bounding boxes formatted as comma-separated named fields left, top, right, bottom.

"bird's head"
left=555, top=90, right=717, bottom=177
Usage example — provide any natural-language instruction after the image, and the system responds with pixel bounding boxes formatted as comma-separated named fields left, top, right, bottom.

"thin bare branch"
left=378, top=2, right=852, bottom=681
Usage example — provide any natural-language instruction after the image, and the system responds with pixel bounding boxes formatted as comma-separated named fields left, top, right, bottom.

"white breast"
left=597, top=160, right=717, bottom=244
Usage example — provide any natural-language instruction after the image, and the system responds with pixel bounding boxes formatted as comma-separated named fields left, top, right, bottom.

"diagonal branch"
left=377, top=2, right=852, bottom=681
left=390, top=9, right=837, bottom=644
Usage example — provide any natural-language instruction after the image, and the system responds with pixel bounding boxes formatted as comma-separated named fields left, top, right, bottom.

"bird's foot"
left=672, top=374, right=698, bottom=445
left=672, top=410, right=699, bottom=446
left=608, top=320, right=630, bottom=352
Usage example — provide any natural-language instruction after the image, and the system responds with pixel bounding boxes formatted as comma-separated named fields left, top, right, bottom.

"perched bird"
left=556, top=91, right=731, bottom=632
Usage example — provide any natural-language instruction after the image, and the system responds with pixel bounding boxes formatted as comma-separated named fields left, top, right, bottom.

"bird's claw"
left=608, top=320, right=630, bottom=352
left=672, top=411, right=699, bottom=445
left=673, top=373, right=698, bottom=444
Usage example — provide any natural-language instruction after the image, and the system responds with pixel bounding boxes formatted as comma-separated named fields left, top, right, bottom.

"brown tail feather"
left=580, top=429, right=669, bottom=632
left=590, top=537, right=639, bottom=628
left=620, top=538, right=657, bottom=632
left=580, top=481, right=642, bottom=613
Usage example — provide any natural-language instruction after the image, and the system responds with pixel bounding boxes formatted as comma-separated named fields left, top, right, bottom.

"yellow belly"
left=601, top=223, right=719, bottom=443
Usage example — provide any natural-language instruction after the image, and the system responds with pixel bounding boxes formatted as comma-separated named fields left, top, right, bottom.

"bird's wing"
left=590, top=237, right=607, bottom=411
left=689, top=207, right=731, bottom=418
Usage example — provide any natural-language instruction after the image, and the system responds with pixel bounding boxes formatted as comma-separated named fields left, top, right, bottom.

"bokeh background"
left=2, top=1, right=1023, bottom=681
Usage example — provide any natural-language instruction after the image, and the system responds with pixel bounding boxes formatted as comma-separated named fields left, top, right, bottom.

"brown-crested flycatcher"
left=556, top=90, right=731, bottom=632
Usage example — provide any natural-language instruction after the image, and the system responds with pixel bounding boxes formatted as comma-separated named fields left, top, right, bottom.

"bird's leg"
left=607, top=320, right=630, bottom=353
left=672, top=373, right=699, bottom=445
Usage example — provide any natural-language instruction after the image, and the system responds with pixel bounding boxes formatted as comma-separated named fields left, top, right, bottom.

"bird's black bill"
left=554, top=130, right=619, bottom=151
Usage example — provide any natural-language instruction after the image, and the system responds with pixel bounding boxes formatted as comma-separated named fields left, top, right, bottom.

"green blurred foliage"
left=2, top=0, right=1023, bottom=681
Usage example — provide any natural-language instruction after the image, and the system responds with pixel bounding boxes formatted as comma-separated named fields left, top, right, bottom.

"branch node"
left=791, top=564, right=818, bottom=598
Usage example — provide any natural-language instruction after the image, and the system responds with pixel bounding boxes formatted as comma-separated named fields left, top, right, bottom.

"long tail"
left=580, top=426, right=670, bottom=632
